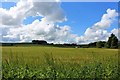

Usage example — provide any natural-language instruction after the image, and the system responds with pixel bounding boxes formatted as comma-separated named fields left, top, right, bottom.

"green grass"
left=2, top=46, right=119, bottom=79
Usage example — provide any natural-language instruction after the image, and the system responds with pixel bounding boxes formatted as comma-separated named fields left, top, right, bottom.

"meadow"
left=2, top=46, right=119, bottom=79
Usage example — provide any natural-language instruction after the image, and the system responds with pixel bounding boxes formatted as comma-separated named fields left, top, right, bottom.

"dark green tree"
left=111, top=35, right=118, bottom=48
left=96, top=41, right=106, bottom=48
left=106, top=33, right=118, bottom=48
left=107, top=33, right=114, bottom=48
left=96, top=41, right=102, bottom=48
left=118, top=41, right=120, bottom=48
left=105, top=42, right=109, bottom=48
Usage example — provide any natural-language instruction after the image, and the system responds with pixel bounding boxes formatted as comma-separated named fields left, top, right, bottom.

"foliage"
left=118, top=41, right=120, bottom=48
left=2, top=46, right=119, bottom=79
left=96, top=41, right=106, bottom=48
left=88, top=42, right=97, bottom=48
left=106, top=33, right=118, bottom=48
left=32, top=40, right=47, bottom=45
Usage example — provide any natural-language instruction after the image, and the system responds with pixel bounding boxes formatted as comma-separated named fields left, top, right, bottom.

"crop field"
left=2, top=46, right=119, bottom=79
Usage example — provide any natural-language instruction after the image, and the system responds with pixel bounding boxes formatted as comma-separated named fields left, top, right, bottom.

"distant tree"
left=96, top=41, right=102, bottom=48
left=118, top=41, right=120, bottom=48
left=107, top=34, right=114, bottom=48
left=96, top=41, right=106, bottom=48
left=106, top=33, right=118, bottom=48
left=88, top=42, right=97, bottom=48
left=105, top=42, right=109, bottom=48
left=111, top=35, right=118, bottom=48
left=32, top=40, right=47, bottom=45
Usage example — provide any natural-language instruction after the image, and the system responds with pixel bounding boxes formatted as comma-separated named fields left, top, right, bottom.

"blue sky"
left=60, top=2, right=118, bottom=36
left=1, top=2, right=119, bottom=43
left=2, top=2, right=118, bottom=36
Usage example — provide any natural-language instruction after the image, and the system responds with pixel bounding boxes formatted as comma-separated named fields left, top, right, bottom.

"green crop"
left=2, top=46, right=119, bottom=79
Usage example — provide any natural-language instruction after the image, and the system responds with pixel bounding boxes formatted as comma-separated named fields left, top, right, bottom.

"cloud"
left=0, top=1, right=32, bottom=26
left=0, top=1, right=118, bottom=44
left=0, top=0, right=66, bottom=26
left=76, top=9, right=118, bottom=44
left=1, top=19, right=76, bottom=43
left=92, top=9, right=118, bottom=30
left=111, top=28, right=120, bottom=40
left=0, top=0, right=68, bottom=43
left=28, top=0, right=66, bottom=23
left=75, top=29, right=109, bottom=44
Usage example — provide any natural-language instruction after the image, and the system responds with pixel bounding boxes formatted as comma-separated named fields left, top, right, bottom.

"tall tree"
left=106, top=33, right=118, bottom=48
left=111, top=35, right=118, bottom=48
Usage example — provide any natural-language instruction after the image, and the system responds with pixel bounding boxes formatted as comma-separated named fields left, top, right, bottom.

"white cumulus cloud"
left=92, top=9, right=118, bottom=30
left=0, top=1, right=119, bottom=44
left=0, top=0, right=66, bottom=26
left=1, top=19, right=76, bottom=43
left=75, top=8, right=118, bottom=44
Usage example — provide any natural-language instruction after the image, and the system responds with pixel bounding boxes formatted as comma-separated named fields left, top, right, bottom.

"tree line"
left=1, top=33, right=119, bottom=49
left=96, top=33, right=119, bottom=49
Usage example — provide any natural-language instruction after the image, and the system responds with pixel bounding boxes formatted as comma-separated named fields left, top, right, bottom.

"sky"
left=0, top=0, right=119, bottom=44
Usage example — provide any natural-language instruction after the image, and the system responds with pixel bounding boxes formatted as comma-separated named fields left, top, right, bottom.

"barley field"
left=2, top=46, right=119, bottom=79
